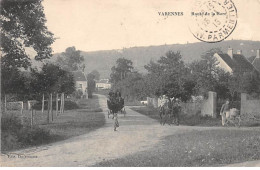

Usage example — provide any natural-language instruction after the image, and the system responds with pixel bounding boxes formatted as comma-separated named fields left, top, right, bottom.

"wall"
left=201, top=91, right=217, bottom=118
left=241, top=93, right=260, bottom=116
left=146, top=91, right=217, bottom=117
left=181, top=102, right=202, bottom=115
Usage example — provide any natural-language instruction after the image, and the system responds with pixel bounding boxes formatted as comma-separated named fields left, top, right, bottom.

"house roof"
left=248, top=56, right=256, bottom=63
left=72, top=71, right=86, bottom=81
left=217, top=53, right=255, bottom=72
left=252, top=57, right=260, bottom=72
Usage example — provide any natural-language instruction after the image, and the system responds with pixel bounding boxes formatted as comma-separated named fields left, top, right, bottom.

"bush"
left=1, top=113, right=55, bottom=152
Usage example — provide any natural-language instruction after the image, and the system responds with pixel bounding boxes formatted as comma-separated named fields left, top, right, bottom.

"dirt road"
left=1, top=94, right=259, bottom=166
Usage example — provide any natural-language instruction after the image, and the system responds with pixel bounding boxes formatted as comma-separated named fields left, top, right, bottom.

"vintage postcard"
left=1, top=0, right=260, bottom=167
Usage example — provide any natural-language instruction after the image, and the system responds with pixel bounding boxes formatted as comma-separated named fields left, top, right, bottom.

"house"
left=249, top=49, right=260, bottom=73
left=213, top=48, right=256, bottom=74
left=72, top=71, right=87, bottom=95
left=96, top=79, right=111, bottom=89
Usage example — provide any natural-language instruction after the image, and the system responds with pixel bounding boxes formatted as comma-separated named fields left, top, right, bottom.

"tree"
left=0, top=0, right=54, bottom=69
left=1, top=67, right=30, bottom=101
left=190, top=48, right=223, bottom=97
left=87, top=73, right=96, bottom=98
left=110, top=58, right=133, bottom=83
left=90, top=70, right=100, bottom=80
left=144, top=51, right=195, bottom=101
left=30, top=63, right=75, bottom=100
left=56, top=46, right=84, bottom=72
left=112, top=71, right=145, bottom=101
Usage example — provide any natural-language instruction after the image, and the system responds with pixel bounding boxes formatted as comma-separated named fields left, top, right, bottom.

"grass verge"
left=96, top=128, right=260, bottom=166
left=1, top=94, right=105, bottom=152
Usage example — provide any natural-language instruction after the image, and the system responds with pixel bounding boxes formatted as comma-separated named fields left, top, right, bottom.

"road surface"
left=1, top=94, right=259, bottom=166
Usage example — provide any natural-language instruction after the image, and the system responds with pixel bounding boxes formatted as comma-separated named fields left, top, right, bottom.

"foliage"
left=189, top=48, right=223, bottom=96
left=30, top=63, right=75, bottom=100
left=1, top=67, right=29, bottom=99
left=1, top=113, right=53, bottom=152
left=110, top=58, right=133, bottom=83
left=87, top=73, right=96, bottom=98
left=56, top=46, right=84, bottom=72
left=0, top=0, right=54, bottom=69
left=144, top=51, right=195, bottom=101
left=112, top=71, right=146, bottom=101
left=90, top=70, right=100, bottom=80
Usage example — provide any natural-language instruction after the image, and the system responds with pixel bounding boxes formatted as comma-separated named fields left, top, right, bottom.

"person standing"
left=114, top=112, right=119, bottom=131
left=220, top=99, right=230, bottom=126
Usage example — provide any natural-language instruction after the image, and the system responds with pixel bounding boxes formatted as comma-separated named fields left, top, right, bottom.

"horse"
left=159, top=97, right=181, bottom=126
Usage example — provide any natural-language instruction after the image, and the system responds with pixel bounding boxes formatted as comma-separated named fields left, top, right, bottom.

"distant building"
left=250, top=49, right=260, bottom=73
left=96, top=79, right=111, bottom=89
left=214, top=48, right=256, bottom=74
left=72, top=71, right=87, bottom=95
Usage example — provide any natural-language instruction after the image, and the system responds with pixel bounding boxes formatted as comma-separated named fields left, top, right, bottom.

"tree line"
left=110, top=49, right=260, bottom=103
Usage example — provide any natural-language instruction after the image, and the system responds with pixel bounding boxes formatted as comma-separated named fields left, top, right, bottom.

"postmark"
left=188, top=0, right=237, bottom=43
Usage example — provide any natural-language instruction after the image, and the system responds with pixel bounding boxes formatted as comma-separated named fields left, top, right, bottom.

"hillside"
left=36, top=40, right=260, bottom=78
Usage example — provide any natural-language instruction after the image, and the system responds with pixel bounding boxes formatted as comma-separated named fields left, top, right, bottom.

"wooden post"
left=56, top=93, right=59, bottom=116
left=62, top=93, right=65, bottom=114
left=50, top=93, right=53, bottom=121
left=21, top=101, right=24, bottom=125
left=4, top=94, right=7, bottom=112
left=42, top=94, right=45, bottom=114
left=47, top=94, right=50, bottom=123
left=31, top=109, right=33, bottom=128
left=59, top=93, right=62, bottom=115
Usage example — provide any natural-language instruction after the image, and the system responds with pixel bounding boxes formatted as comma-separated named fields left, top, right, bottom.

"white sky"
left=42, top=0, right=260, bottom=53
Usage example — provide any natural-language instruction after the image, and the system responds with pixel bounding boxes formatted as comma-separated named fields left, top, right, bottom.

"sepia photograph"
left=0, top=0, right=260, bottom=167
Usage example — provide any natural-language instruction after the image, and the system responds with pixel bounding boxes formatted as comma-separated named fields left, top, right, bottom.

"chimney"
left=237, top=50, right=242, bottom=54
left=227, top=48, right=233, bottom=58
left=257, top=49, right=260, bottom=58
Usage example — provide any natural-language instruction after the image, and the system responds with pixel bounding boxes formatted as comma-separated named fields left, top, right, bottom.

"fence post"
left=62, top=93, right=65, bottom=114
left=47, top=94, right=50, bottom=123
left=31, top=109, right=33, bottom=128
left=59, top=93, right=62, bottom=115
left=4, top=94, right=7, bottom=112
left=50, top=93, right=53, bottom=121
left=56, top=93, right=59, bottom=117
left=42, top=94, right=44, bottom=114
left=21, top=102, right=24, bottom=125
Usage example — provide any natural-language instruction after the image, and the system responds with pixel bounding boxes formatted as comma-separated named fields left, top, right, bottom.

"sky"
left=42, top=0, right=260, bottom=53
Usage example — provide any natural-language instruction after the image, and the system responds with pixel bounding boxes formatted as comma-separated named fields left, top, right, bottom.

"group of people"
left=107, top=90, right=124, bottom=131
left=158, top=95, right=181, bottom=125
left=107, top=93, right=235, bottom=130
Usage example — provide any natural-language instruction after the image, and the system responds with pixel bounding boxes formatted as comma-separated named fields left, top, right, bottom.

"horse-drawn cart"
left=107, top=95, right=126, bottom=118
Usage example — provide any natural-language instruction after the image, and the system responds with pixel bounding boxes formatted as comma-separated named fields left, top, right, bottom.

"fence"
left=2, top=93, right=66, bottom=127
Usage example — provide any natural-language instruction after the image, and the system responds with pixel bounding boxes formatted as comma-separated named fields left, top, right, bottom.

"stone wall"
left=241, top=93, right=260, bottom=116
left=181, top=102, right=202, bottom=115
left=201, top=91, right=217, bottom=118
left=146, top=91, right=217, bottom=117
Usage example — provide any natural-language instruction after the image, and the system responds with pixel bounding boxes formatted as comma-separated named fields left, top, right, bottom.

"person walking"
left=220, top=99, right=230, bottom=126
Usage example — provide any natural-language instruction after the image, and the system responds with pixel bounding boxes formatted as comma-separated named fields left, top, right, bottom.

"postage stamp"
left=188, top=0, right=237, bottom=43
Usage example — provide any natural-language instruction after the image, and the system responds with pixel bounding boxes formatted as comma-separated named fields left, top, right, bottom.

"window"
left=79, top=84, right=83, bottom=89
